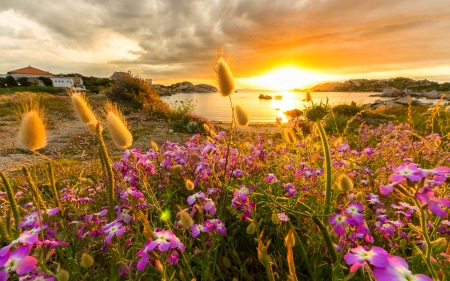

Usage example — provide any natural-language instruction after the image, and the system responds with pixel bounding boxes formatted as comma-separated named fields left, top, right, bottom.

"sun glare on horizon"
left=238, top=67, right=334, bottom=91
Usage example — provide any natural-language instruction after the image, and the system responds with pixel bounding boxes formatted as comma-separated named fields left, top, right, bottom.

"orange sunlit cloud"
left=1, top=0, right=450, bottom=87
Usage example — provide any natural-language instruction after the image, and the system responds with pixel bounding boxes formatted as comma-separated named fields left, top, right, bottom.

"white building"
left=50, top=77, right=73, bottom=88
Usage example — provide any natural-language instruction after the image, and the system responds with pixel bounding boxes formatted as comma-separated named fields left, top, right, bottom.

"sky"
left=1, top=0, right=450, bottom=90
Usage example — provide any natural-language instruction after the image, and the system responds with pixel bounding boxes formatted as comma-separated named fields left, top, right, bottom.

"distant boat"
left=274, top=95, right=283, bottom=100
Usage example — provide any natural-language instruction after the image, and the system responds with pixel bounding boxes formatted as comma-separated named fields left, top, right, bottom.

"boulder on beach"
left=423, top=90, right=442, bottom=99
left=381, top=87, right=404, bottom=97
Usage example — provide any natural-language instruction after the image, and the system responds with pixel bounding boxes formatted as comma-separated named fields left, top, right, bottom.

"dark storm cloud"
left=1, top=0, right=449, bottom=81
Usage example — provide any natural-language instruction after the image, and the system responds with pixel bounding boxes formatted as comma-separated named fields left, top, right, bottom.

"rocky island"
left=152, top=81, right=217, bottom=96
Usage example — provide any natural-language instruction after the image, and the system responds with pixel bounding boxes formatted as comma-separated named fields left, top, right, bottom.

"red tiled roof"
left=7, top=66, right=54, bottom=76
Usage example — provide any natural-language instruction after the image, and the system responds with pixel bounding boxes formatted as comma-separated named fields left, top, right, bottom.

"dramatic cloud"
left=1, top=0, right=449, bottom=86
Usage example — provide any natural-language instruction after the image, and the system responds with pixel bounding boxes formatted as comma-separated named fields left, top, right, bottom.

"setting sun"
left=238, top=67, right=334, bottom=91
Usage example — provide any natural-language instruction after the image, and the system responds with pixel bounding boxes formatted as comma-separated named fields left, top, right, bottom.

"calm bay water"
left=161, top=89, right=392, bottom=122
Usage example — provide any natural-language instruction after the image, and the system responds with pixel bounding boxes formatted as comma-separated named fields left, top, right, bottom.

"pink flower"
left=373, top=255, right=432, bottom=281
left=390, top=164, right=422, bottom=182
left=344, top=246, right=389, bottom=272
left=0, top=245, right=37, bottom=279
left=415, top=189, right=450, bottom=217
left=0, top=232, right=39, bottom=257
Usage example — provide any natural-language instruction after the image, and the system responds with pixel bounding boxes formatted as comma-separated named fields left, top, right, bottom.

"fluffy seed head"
left=179, top=210, right=194, bottom=228
left=215, top=57, right=235, bottom=97
left=355, top=192, right=365, bottom=202
left=172, top=164, right=182, bottom=172
left=185, top=179, right=194, bottom=191
left=70, top=92, right=101, bottom=135
left=284, top=130, right=297, bottom=144
left=234, top=104, right=250, bottom=126
left=80, top=253, right=94, bottom=268
left=57, top=269, right=70, bottom=281
left=106, top=102, right=133, bottom=149
left=337, top=174, right=354, bottom=192
left=17, top=110, right=47, bottom=151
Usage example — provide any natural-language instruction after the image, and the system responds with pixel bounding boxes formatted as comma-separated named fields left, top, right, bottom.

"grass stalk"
left=0, top=172, right=21, bottom=229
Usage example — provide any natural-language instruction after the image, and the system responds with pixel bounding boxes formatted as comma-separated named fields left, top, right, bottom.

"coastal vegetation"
left=1, top=59, right=450, bottom=281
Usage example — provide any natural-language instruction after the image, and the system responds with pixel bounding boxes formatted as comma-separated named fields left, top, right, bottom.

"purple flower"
left=167, top=250, right=179, bottom=265
left=0, top=245, right=37, bottom=278
left=187, top=192, right=206, bottom=205
left=148, top=230, right=185, bottom=253
left=390, top=163, right=422, bottom=182
left=264, top=173, right=279, bottom=184
left=373, top=255, right=432, bottom=281
left=328, top=210, right=349, bottom=236
left=190, top=224, right=211, bottom=238
left=277, top=213, right=289, bottom=222
left=0, top=232, right=39, bottom=257
left=283, top=183, right=297, bottom=197
left=345, top=202, right=364, bottom=224
left=344, top=246, right=389, bottom=272
left=415, top=189, right=450, bottom=217
left=203, top=199, right=216, bottom=216
left=103, top=221, right=126, bottom=244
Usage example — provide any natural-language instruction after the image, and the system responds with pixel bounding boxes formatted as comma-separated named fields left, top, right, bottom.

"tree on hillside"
left=5, top=76, right=18, bottom=87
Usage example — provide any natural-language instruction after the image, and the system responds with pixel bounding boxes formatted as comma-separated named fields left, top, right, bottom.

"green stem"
left=96, top=126, right=115, bottom=219
left=312, top=216, right=338, bottom=264
left=316, top=121, right=333, bottom=224
left=412, top=197, right=438, bottom=280
left=47, top=162, right=62, bottom=211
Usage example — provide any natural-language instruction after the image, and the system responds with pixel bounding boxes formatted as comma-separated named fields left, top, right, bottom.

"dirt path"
left=0, top=93, right=281, bottom=174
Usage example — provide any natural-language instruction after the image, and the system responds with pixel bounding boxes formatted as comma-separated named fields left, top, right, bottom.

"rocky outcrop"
left=152, top=81, right=217, bottom=96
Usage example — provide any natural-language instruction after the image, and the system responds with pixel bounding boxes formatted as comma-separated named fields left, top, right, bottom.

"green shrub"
left=332, top=104, right=362, bottom=116
left=166, top=100, right=211, bottom=134
left=103, top=73, right=160, bottom=109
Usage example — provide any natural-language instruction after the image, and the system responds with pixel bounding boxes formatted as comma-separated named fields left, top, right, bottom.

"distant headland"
left=294, top=77, right=450, bottom=93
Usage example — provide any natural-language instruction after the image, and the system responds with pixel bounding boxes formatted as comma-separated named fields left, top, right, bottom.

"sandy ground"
left=0, top=94, right=280, bottom=174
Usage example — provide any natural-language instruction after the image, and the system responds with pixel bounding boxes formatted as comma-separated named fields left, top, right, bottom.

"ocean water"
left=161, top=89, right=392, bottom=122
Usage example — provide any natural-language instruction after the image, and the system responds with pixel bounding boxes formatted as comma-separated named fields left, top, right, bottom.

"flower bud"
left=271, top=213, right=280, bottom=225
left=185, top=179, right=194, bottom=190
left=222, top=256, right=232, bottom=268
left=246, top=222, right=256, bottom=235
